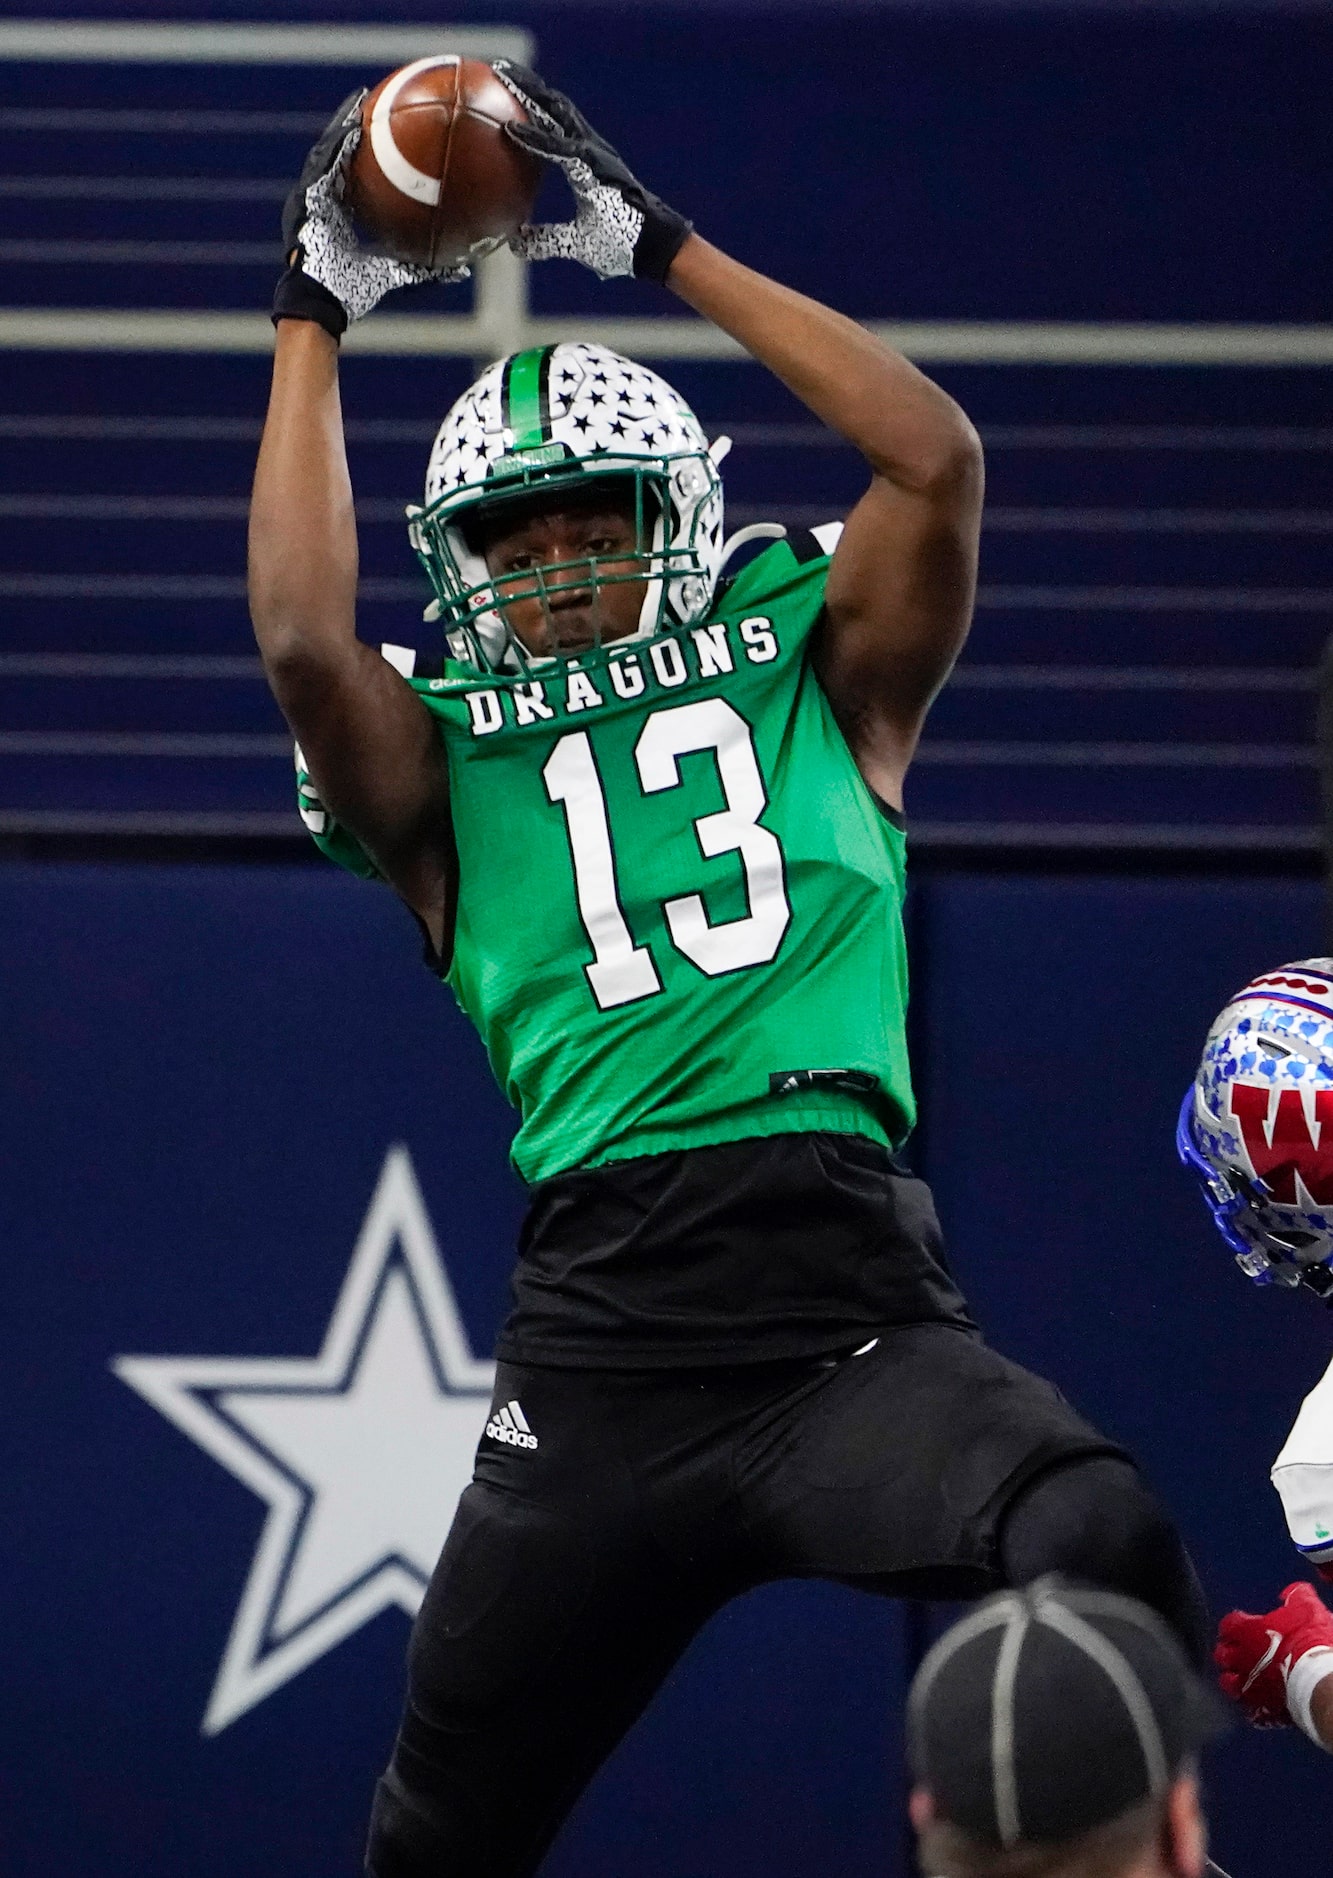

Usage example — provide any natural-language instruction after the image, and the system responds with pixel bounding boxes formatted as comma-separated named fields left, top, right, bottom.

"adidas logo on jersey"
left=485, top=1399, right=538, bottom=1450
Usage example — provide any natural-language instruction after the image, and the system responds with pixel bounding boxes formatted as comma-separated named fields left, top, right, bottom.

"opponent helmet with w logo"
left=1180, top=960, right=1333, bottom=1298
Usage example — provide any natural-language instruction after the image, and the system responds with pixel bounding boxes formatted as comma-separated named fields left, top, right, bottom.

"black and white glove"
left=272, top=90, right=464, bottom=339
left=492, top=62, right=692, bottom=283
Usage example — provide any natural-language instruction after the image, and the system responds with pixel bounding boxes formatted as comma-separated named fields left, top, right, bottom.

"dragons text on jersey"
left=449, top=617, right=781, bottom=737
left=303, top=534, right=915, bottom=1183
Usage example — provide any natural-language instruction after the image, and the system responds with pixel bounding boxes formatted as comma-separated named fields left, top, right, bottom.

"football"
left=345, top=55, right=543, bottom=269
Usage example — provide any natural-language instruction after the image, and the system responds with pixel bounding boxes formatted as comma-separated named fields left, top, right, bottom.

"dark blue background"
left=3, top=858, right=1332, bottom=1875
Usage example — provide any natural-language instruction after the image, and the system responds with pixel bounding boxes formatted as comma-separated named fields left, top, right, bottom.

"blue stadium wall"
left=5, top=861, right=1332, bottom=1877
left=2, top=4, right=1332, bottom=1876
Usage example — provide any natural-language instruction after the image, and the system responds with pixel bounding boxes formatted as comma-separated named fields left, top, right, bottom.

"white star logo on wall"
left=115, top=1146, right=494, bottom=1735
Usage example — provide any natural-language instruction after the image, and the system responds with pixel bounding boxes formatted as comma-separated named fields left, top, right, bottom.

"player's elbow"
left=249, top=599, right=356, bottom=721
left=914, top=405, right=984, bottom=497
left=250, top=593, right=311, bottom=677
left=248, top=514, right=358, bottom=663
left=869, top=398, right=984, bottom=501
left=249, top=558, right=354, bottom=676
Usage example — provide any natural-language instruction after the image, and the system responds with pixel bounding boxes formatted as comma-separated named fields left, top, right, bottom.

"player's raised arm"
left=494, top=61, right=984, bottom=809
left=666, top=241, right=983, bottom=807
left=249, top=94, right=460, bottom=952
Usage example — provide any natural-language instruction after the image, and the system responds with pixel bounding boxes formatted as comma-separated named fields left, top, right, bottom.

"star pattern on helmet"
left=424, top=345, right=711, bottom=504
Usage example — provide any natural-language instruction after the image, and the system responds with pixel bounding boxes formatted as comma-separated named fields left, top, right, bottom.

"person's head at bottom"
left=907, top=1576, right=1224, bottom=1878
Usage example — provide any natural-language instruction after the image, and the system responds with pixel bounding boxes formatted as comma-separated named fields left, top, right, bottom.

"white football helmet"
left=407, top=341, right=730, bottom=671
left=1179, top=960, right=1333, bottom=1299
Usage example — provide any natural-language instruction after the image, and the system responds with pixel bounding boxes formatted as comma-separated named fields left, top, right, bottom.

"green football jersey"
left=302, top=538, right=915, bottom=1182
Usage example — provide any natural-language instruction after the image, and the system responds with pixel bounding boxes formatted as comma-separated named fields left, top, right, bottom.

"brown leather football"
left=345, top=56, right=543, bottom=269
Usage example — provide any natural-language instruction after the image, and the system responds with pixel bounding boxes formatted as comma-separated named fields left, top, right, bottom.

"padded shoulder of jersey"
left=786, top=520, right=845, bottom=566
left=718, top=523, right=842, bottom=610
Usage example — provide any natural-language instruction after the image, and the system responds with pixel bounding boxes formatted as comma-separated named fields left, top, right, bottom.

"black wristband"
left=271, top=262, right=348, bottom=340
left=631, top=204, right=693, bottom=285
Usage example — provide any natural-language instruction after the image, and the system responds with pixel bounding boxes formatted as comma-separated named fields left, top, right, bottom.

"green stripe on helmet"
left=502, top=346, right=554, bottom=453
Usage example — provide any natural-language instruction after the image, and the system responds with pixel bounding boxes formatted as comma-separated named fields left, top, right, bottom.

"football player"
left=252, top=66, right=1209, bottom=1878
left=1180, top=961, right=1333, bottom=1752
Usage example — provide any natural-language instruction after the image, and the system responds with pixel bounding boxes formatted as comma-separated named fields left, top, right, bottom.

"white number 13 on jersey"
left=542, top=697, right=792, bottom=1011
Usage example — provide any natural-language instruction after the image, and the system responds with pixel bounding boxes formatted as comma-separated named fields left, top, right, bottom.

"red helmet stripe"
left=1227, top=993, right=1333, bottom=1023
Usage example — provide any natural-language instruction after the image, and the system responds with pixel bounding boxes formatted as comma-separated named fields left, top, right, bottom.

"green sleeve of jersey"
left=292, top=665, right=465, bottom=881
left=293, top=744, right=382, bottom=882
left=292, top=665, right=469, bottom=882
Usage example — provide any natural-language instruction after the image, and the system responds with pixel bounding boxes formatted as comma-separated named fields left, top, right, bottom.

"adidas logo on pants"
left=486, top=1399, right=538, bottom=1450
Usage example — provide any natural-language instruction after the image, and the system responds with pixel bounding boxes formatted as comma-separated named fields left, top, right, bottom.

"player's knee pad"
left=405, top=1481, right=596, bottom=1733
left=997, top=1454, right=1210, bottom=1666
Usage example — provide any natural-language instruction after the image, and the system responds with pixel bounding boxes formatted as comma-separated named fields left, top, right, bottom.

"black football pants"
left=364, top=1324, right=1207, bottom=1878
